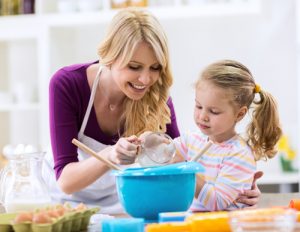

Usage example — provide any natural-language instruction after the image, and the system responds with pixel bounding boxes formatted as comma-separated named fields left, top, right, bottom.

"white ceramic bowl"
left=229, top=207, right=297, bottom=232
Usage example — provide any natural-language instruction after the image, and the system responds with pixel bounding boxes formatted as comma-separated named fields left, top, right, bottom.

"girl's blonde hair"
left=196, top=60, right=282, bottom=160
left=97, top=8, right=172, bottom=136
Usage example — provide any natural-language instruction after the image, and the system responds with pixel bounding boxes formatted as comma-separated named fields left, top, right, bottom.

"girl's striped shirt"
left=173, top=131, right=256, bottom=211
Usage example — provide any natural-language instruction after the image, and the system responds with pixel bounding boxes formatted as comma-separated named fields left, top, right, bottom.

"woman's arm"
left=58, top=136, right=140, bottom=194
left=166, top=97, right=180, bottom=139
left=57, top=150, right=111, bottom=194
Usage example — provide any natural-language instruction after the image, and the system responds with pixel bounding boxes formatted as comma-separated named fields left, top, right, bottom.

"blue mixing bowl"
left=113, top=162, right=204, bottom=220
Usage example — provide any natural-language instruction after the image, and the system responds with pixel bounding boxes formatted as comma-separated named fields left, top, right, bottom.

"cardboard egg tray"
left=0, top=207, right=99, bottom=232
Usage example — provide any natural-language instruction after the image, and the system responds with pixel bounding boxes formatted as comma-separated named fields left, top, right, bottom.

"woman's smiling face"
left=110, top=41, right=162, bottom=101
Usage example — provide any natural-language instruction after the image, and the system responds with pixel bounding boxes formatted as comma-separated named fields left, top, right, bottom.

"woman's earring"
left=158, top=77, right=163, bottom=86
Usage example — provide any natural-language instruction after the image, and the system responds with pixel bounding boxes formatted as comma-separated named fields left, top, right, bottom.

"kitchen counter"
left=0, top=192, right=299, bottom=214
left=258, top=192, right=300, bottom=208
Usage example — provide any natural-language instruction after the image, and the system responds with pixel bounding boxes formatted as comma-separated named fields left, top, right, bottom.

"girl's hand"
left=236, top=171, right=263, bottom=208
left=108, top=135, right=140, bottom=165
left=171, top=152, right=186, bottom=163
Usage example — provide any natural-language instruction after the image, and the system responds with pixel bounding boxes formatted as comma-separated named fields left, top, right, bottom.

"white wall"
left=47, top=0, right=297, bottom=173
left=163, top=0, right=297, bottom=139
left=49, top=1, right=297, bottom=141
left=165, top=0, right=297, bottom=175
left=161, top=0, right=297, bottom=173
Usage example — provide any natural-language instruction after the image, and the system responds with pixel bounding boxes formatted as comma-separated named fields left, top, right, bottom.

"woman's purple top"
left=49, top=61, right=180, bottom=179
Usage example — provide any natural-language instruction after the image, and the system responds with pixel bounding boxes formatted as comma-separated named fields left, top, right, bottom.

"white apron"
left=42, top=65, right=124, bottom=214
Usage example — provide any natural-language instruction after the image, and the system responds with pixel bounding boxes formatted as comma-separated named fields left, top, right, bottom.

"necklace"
left=96, top=69, right=123, bottom=112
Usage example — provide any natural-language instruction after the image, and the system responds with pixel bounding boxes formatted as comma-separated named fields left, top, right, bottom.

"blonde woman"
left=44, top=9, right=261, bottom=214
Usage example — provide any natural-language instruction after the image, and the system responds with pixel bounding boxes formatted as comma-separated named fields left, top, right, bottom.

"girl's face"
left=194, top=80, right=246, bottom=143
left=110, top=41, right=162, bottom=100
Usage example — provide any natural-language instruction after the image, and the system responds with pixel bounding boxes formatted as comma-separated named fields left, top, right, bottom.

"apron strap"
left=78, top=65, right=103, bottom=138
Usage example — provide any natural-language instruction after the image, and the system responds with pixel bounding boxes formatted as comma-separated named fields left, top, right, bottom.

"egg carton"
left=0, top=207, right=99, bottom=232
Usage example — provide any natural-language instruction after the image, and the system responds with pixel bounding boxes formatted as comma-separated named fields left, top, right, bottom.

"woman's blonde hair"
left=97, top=8, right=172, bottom=137
left=196, top=60, right=282, bottom=160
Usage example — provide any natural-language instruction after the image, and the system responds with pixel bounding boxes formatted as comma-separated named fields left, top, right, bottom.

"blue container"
left=159, top=211, right=191, bottom=222
left=102, top=218, right=144, bottom=232
left=113, top=162, right=204, bottom=220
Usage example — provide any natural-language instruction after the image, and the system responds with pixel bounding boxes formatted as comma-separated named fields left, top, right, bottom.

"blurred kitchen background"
left=0, top=0, right=299, bottom=193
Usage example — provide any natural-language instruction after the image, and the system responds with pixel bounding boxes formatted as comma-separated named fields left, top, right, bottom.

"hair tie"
left=254, top=84, right=261, bottom=93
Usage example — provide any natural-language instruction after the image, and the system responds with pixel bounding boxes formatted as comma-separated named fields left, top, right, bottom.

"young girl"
left=174, top=59, right=282, bottom=211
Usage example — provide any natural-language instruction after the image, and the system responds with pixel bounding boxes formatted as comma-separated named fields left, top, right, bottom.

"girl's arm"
left=235, top=171, right=263, bottom=207
left=195, top=174, right=206, bottom=197
left=195, top=150, right=256, bottom=211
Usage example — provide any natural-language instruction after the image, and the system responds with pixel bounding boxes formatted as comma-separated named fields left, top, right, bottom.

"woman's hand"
left=139, top=131, right=153, bottom=142
left=236, top=171, right=263, bottom=208
left=107, top=135, right=140, bottom=165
